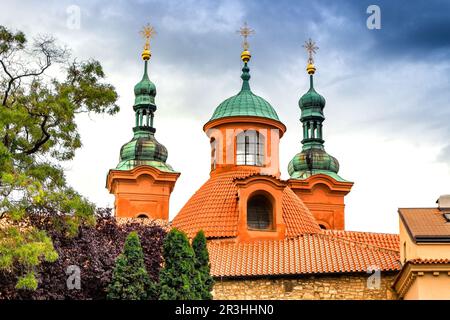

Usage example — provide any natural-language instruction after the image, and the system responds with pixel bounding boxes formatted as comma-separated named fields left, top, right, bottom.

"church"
left=105, top=24, right=450, bottom=300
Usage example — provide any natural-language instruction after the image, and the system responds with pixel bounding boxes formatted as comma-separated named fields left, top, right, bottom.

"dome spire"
left=115, top=24, right=175, bottom=172
left=140, top=23, right=156, bottom=61
left=237, top=22, right=254, bottom=91
left=303, top=38, right=318, bottom=75
left=299, top=38, right=325, bottom=149
left=133, top=23, right=158, bottom=133
left=288, top=38, right=344, bottom=181
left=206, top=22, right=282, bottom=124
left=238, top=22, right=254, bottom=63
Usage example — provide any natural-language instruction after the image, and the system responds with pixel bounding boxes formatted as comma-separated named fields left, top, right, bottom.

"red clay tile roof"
left=172, top=170, right=402, bottom=277
left=208, top=233, right=401, bottom=277
left=172, top=170, right=321, bottom=238
left=399, top=208, right=450, bottom=242
left=324, top=230, right=400, bottom=251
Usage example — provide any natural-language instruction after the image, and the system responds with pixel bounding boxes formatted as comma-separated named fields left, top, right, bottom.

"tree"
left=0, top=211, right=167, bottom=300
left=159, top=228, right=200, bottom=300
left=107, top=231, right=157, bottom=300
left=0, top=25, right=119, bottom=289
left=192, top=230, right=214, bottom=300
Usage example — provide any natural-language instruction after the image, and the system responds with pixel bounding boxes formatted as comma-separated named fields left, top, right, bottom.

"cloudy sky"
left=2, top=0, right=450, bottom=233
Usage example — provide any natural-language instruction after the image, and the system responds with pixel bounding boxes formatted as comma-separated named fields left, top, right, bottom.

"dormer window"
left=236, top=130, right=265, bottom=166
left=247, top=194, right=273, bottom=230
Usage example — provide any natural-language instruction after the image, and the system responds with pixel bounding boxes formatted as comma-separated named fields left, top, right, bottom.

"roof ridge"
left=314, top=232, right=400, bottom=255
left=325, top=229, right=400, bottom=237
left=232, top=172, right=287, bottom=184
left=398, top=207, right=438, bottom=210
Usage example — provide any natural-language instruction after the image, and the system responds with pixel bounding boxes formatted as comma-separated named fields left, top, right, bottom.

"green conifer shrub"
left=192, top=230, right=214, bottom=300
left=107, top=231, right=157, bottom=300
left=159, top=228, right=200, bottom=300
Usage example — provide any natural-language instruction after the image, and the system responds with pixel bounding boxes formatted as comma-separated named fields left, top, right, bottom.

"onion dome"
left=133, top=63, right=156, bottom=107
left=288, top=148, right=342, bottom=180
left=115, top=37, right=175, bottom=173
left=209, top=51, right=280, bottom=122
left=116, top=129, right=174, bottom=172
left=299, top=76, right=326, bottom=111
left=288, top=40, right=348, bottom=182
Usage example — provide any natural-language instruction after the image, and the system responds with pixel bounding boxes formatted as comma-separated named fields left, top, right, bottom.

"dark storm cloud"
left=350, top=0, right=450, bottom=60
left=247, top=0, right=450, bottom=62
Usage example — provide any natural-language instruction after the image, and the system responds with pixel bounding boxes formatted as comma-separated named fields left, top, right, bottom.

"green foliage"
left=107, top=232, right=157, bottom=300
left=159, top=228, right=201, bottom=300
left=0, top=24, right=118, bottom=289
left=192, top=230, right=214, bottom=300
left=0, top=224, right=58, bottom=290
left=15, top=272, right=38, bottom=290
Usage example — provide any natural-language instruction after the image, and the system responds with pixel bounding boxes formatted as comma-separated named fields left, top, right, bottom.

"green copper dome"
left=117, top=130, right=174, bottom=172
left=134, top=60, right=156, bottom=107
left=299, top=87, right=325, bottom=109
left=288, top=69, right=349, bottom=182
left=115, top=55, right=176, bottom=173
left=288, top=146, right=345, bottom=181
left=209, top=63, right=279, bottom=122
left=299, top=76, right=325, bottom=120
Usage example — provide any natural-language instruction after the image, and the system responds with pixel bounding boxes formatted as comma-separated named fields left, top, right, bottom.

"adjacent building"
left=393, top=195, right=450, bottom=299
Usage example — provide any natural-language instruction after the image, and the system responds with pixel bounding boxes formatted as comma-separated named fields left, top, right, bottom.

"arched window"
left=210, top=138, right=216, bottom=170
left=236, top=130, right=265, bottom=166
left=137, top=214, right=148, bottom=219
left=319, top=224, right=327, bottom=230
left=247, top=194, right=273, bottom=230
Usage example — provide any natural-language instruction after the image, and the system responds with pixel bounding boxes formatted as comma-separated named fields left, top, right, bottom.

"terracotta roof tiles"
left=324, top=229, right=400, bottom=251
left=172, top=170, right=321, bottom=238
left=208, top=233, right=401, bottom=277
left=283, top=186, right=322, bottom=237
left=399, top=208, right=450, bottom=241
left=172, top=170, right=402, bottom=277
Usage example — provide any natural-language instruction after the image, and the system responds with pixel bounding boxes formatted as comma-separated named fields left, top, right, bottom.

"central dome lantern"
left=203, top=22, right=286, bottom=177
left=209, top=62, right=280, bottom=122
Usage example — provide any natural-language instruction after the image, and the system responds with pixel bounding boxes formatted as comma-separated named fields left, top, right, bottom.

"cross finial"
left=237, top=22, right=255, bottom=51
left=139, top=23, right=156, bottom=60
left=303, top=38, right=319, bottom=65
left=140, top=23, right=157, bottom=51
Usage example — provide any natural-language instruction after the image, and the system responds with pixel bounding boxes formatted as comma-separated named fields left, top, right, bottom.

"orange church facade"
left=288, top=174, right=353, bottom=230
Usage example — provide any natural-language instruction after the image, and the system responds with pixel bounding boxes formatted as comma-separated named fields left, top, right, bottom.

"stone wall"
left=213, top=272, right=398, bottom=300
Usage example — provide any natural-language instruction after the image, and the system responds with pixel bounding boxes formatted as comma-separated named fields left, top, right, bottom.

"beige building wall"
left=405, top=272, right=450, bottom=300
left=213, top=273, right=398, bottom=300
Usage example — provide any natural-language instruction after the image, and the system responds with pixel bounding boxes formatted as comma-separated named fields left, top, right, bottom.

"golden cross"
left=303, top=38, right=319, bottom=65
left=140, top=24, right=157, bottom=51
left=237, top=22, right=255, bottom=51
